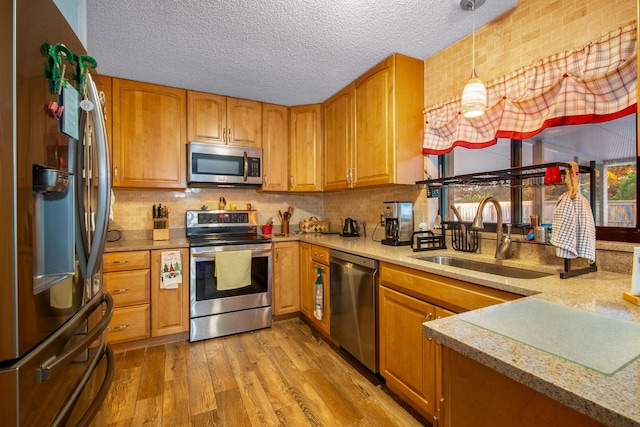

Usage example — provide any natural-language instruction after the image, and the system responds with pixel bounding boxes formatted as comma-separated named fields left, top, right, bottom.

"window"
left=444, top=114, right=637, bottom=241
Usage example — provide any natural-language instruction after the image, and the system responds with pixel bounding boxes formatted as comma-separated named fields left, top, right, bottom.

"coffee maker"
left=382, top=201, right=413, bottom=246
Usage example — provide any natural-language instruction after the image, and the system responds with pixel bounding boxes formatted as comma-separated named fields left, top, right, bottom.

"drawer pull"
left=107, top=260, right=129, bottom=265
left=314, top=252, right=324, bottom=257
left=108, top=324, right=130, bottom=332
left=106, top=288, right=130, bottom=294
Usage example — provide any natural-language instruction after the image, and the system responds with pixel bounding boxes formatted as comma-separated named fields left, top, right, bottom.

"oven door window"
left=194, top=255, right=269, bottom=300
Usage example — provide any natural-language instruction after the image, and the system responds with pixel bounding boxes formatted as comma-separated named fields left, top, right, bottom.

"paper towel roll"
left=631, top=247, right=640, bottom=295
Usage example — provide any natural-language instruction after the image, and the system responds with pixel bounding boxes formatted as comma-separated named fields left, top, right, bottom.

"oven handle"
left=191, top=249, right=272, bottom=258
left=36, top=293, right=114, bottom=383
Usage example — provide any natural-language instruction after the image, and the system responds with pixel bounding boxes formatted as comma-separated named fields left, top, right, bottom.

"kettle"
left=342, top=218, right=359, bottom=236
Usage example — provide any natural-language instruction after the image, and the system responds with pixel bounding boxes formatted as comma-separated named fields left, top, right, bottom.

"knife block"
left=152, top=215, right=170, bottom=241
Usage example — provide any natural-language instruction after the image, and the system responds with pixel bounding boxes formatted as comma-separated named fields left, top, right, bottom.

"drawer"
left=104, top=270, right=150, bottom=306
left=311, top=245, right=330, bottom=265
left=379, top=262, right=521, bottom=313
left=107, top=304, right=150, bottom=344
left=103, top=250, right=150, bottom=272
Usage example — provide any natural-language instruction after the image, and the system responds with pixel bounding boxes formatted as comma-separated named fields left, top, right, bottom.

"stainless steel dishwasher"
left=329, top=249, right=379, bottom=373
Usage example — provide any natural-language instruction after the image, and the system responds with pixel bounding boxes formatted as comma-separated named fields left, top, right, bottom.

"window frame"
left=440, top=140, right=640, bottom=243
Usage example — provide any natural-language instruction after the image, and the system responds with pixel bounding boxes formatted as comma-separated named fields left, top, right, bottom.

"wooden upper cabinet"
left=289, top=104, right=322, bottom=192
left=261, top=103, right=289, bottom=192
left=111, top=78, right=187, bottom=189
left=187, top=90, right=262, bottom=148
left=227, top=97, right=262, bottom=147
left=352, top=54, right=424, bottom=188
left=187, top=91, right=227, bottom=144
left=323, top=85, right=353, bottom=190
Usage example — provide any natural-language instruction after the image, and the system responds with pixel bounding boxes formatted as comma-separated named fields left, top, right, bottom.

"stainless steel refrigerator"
left=0, top=0, right=114, bottom=425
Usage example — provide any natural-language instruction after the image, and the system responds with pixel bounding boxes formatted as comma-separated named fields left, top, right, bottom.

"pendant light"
left=460, top=0, right=487, bottom=118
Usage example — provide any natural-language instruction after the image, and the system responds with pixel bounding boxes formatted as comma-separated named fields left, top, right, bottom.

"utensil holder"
left=449, top=222, right=478, bottom=252
left=152, top=214, right=169, bottom=241
left=281, top=219, right=289, bottom=234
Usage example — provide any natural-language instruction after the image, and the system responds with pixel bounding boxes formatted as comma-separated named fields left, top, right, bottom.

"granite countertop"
left=105, top=233, right=639, bottom=425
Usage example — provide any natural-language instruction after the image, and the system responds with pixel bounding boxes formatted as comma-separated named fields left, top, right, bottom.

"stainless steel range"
left=187, top=210, right=272, bottom=341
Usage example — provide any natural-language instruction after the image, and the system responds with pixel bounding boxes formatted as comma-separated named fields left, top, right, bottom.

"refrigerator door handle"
left=52, top=343, right=115, bottom=427
left=36, top=293, right=114, bottom=383
left=83, top=74, right=111, bottom=279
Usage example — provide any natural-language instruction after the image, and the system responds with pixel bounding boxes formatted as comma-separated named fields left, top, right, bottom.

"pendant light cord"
left=471, top=3, right=476, bottom=73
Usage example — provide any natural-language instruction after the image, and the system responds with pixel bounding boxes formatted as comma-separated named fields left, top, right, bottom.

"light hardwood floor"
left=90, top=318, right=427, bottom=426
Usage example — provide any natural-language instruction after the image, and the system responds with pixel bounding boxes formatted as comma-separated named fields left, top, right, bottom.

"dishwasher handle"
left=329, top=249, right=378, bottom=270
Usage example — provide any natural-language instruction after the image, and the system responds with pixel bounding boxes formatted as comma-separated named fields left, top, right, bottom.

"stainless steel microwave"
left=188, top=142, right=262, bottom=186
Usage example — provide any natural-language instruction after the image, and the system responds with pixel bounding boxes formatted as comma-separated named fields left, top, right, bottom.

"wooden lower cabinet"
left=298, top=243, right=331, bottom=336
left=150, top=248, right=190, bottom=337
left=103, top=250, right=151, bottom=344
left=378, top=261, right=520, bottom=423
left=379, top=285, right=438, bottom=420
left=273, top=242, right=300, bottom=315
left=441, top=347, right=605, bottom=427
left=108, top=304, right=150, bottom=343
left=299, top=242, right=313, bottom=318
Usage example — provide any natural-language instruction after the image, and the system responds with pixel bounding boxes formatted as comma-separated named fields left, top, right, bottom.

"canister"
left=534, top=226, right=546, bottom=243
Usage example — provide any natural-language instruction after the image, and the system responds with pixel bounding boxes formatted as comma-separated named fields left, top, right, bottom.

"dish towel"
left=161, top=250, right=182, bottom=289
left=550, top=192, right=596, bottom=262
left=215, top=250, right=252, bottom=291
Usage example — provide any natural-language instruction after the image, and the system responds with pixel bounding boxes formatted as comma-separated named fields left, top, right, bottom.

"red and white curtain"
left=422, top=21, right=638, bottom=155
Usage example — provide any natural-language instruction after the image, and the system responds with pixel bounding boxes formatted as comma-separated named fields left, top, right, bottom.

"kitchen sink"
left=413, top=255, right=552, bottom=279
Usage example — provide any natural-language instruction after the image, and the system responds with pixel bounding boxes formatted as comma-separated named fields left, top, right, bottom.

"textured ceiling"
left=86, top=0, right=517, bottom=106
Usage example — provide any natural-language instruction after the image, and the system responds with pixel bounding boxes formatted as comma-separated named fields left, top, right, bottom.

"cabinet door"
left=299, top=243, right=312, bottom=318
left=289, top=104, right=322, bottom=192
left=227, top=98, right=262, bottom=147
left=187, top=90, right=227, bottom=144
left=111, top=79, right=186, bottom=189
left=273, top=242, right=300, bottom=315
left=434, top=306, right=454, bottom=427
left=310, top=261, right=330, bottom=335
left=379, top=285, right=437, bottom=420
left=323, top=85, right=352, bottom=190
left=262, top=103, right=289, bottom=191
left=353, top=56, right=394, bottom=187
left=150, top=248, right=189, bottom=337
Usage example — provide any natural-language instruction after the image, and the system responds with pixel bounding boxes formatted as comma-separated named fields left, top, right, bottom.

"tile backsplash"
left=110, top=185, right=431, bottom=238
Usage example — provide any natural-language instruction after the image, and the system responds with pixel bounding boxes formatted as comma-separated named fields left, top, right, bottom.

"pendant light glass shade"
left=461, top=69, right=487, bottom=118
left=460, top=0, right=486, bottom=118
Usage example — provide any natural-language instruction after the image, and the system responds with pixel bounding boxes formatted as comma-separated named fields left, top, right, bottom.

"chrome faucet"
left=471, top=196, right=512, bottom=260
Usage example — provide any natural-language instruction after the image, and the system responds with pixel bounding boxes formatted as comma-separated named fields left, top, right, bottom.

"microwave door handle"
left=84, top=74, right=112, bottom=278
left=243, top=151, right=248, bottom=182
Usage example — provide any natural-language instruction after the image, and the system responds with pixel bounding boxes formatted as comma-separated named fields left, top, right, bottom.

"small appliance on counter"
left=340, top=218, right=361, bottom=237
left=382, top=201, right=413, bottom=246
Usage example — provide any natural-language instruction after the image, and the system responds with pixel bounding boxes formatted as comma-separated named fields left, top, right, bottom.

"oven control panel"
left=186, top=210, right=259, bottom=228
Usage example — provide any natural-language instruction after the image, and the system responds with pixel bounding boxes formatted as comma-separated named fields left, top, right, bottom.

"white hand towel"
left=161, top=250, right=182, bottom=289
left=215, top=250, right=252, bottom=291
left=550, top=192, right=596, bottom=262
